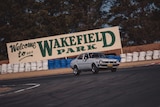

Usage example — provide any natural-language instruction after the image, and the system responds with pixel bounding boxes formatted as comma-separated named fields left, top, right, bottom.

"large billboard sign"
left=7, top=26, right=122, bottom=64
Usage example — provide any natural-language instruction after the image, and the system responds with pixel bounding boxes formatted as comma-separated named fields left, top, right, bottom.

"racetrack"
left=0, top=65, right=160, bottom=107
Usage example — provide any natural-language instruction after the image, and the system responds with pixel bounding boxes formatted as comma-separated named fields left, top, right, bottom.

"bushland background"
left=0, top=0, right=160, bottom=60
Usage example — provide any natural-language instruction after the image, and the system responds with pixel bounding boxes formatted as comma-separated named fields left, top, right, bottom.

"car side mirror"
left=84, top=56, right=88, bottom=61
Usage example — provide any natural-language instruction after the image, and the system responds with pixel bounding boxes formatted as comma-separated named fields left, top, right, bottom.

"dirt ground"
left=123, top=43, right=160, bottom=53
left=0, top=87, right=12, bottom=93
left=105, top=43, right=160, bottom=55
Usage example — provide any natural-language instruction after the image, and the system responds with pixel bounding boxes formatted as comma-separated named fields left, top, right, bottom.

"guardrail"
left=0, top=50, right=160, bottom=74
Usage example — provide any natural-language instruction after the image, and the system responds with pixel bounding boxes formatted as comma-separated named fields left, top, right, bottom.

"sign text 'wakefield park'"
left=7, top=26, right=122, bottom=63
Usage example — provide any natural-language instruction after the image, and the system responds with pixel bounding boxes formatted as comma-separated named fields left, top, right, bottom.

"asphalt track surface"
left=0, top=65, right=160, bottom=107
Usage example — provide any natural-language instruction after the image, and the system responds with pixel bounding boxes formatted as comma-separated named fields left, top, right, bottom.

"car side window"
left=89, top=53, right=93, bottom=58
left=92, top=53, right=97, bottom=58
left=84, top=54, right=89, bottom=59
left=77, top=54, right=83, bottom=59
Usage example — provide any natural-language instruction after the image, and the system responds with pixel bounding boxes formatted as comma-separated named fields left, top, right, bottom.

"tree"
left=0, top=0, right=159, bottom=60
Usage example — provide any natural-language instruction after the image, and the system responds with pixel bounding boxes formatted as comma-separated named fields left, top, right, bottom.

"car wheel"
left=73, top=66, right=80, bottom=76
left=92, top=64, right=99, bottom=74
left=111, top=68, right=117, bottom=72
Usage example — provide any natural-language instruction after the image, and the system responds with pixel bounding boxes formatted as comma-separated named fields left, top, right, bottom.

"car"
left=70, top=52, right=120, bottom=75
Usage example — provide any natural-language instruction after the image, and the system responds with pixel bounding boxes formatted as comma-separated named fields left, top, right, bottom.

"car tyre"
left=92, top=64, right=99, bottom=74
left=73, top=66, right=80, bottom=76
left=111, top=68, right=117, bottom=72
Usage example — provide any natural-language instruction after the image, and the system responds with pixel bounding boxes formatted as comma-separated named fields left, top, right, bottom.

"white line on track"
left=144, top=62, right=160, bottom=67
left=0, top=83, right=40, bottom=97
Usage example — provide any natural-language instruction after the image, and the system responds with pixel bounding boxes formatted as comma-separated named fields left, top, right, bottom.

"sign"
left=7, top=26, right=122, bottom=63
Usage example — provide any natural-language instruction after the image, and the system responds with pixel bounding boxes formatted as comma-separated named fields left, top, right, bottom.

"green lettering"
left=37, top=40, right=53, bottom=57
left=95, top=32, right=102, bottom=42
left=60, top=37, right=69, bottom=47
left=83, top=34, right=88, bottom=43
left=66, top=48, right=75, bottom=53
left=57, top=49, right=65, bottom=55
left=88, top=33, right=95, bottom=43
left=69, top=36, right=76, bottom=46
left=76, top=46, right=85, bottom=52
left=54, top=39, right=61, bottom=48
left=76, top=35, right=83, bottom=45
left=87, top=44, right=97, bottom=50
left=101, top=31, right=115, bottom=47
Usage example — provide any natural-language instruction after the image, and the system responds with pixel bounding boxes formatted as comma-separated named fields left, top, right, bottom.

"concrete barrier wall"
left=0, top=50, right=160, bottom=74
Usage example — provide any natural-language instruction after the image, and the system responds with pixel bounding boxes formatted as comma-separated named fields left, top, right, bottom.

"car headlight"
left=99, top=60, right=103, bottom=64
left=116, top=60, right=120, bottom=64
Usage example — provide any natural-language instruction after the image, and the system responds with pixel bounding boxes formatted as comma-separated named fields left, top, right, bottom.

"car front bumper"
left=97, top=63, right=119, bottom=69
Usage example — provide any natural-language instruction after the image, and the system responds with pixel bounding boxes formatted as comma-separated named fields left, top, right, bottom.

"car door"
left=76, top=54, right=85, bottom=70
left=82, top=53, right=92, bottom=70
left=76, top=53, right=90, bottom=70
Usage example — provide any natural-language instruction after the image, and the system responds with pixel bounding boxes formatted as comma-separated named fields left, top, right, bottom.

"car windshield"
left=89, top=53, right=106, bottom=58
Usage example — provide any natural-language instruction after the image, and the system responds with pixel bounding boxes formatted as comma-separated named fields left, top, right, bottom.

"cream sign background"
left=7, top=26, right=122, bottom=64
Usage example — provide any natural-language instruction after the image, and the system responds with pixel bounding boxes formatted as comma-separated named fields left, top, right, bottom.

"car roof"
left=80, top=52, right=104, bottom=55
left=87, top=52, right=103, bottom=54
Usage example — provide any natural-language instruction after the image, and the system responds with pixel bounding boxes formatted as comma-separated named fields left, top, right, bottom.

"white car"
left=70, top=52, right=120, bottom=75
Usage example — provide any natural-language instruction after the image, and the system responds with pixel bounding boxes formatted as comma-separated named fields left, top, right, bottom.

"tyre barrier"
left=37, top=61, right=43, bottom=71
left=31, top=62, right=37, bottom=71
left=153, top=50, right=160, bottom=60
left=1, top=64, right=7, bottom=74
left=13, top=64, right=19, bottom=73
left=0, top=65, right=2, bottom=74
left=48, top=60, right=55, bottom=69
left=19, top=63, right=25, bottom=72
left=106, top=55, right=121, bottom=62
left=132, top=52, right=139, bottom=62
left=145, top=51, right=153, bottom=60
left=120, top=54, right=126, bottom=62
left=0, top=50, right=159, bottom=74
left=120, top=50, right=160, bottom=63
left=48, top=58, right=74, bottom=70
left=139, top=51, right=146, bottom=61
left=54, top=59, right=61, bottom=69
left=66, top=58, right=73, bottom=67
left=61, top=59, right=67, bottom=68
left=7, top=64, right=13, bottom=73
left=0, top=60, right=47, bottom=74
left=42, top=60, right=48, bottom=70
left=126, top=53, right=133, bottom=62
left=25, top=62, right=31, bottom=72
